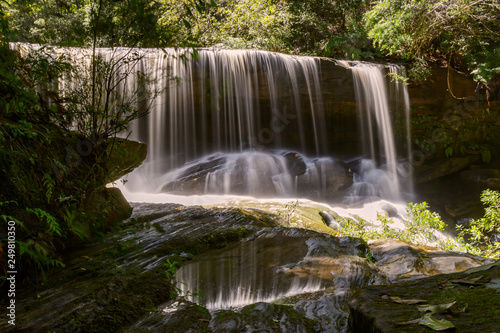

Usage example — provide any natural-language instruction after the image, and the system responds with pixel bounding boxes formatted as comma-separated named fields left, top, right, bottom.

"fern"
left=26, top=208, right=62, bottom=237
left=0, top=200, right=18, bottom=207
left=62, top=205, right=89, bottom=240
left=42, top=173, right=56, bottom=203
left=18, top=239, right=65, bottom=275
left=1, top=214, right=25, bottom=229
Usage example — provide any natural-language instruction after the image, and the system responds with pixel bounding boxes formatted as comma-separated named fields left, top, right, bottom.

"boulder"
left=105, top=138, right=147, bottom=183
left=295, top=159, right=353, bottom=200
left=368, top=239, right=494, bottom=281
left=83, top=186, right=133, bottom=223
left=283, top=151, right=307, bottom=177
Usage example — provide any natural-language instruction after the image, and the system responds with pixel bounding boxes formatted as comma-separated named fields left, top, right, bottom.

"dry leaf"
left=417, top=301, right=457, bottom=314
left=396, top=318, right=421, bottom=325
left=389, top=296, right=428, bottom=305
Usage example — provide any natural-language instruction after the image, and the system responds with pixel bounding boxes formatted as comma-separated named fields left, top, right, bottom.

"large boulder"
left=414, top=155, right=479, bottom=184
left=105, top=137, right=147, bottom=183
left=83, top=186, right=133, bottom=223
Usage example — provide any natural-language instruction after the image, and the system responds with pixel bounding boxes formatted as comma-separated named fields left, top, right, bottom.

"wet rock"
left=445, top=198, right=484, bottom=218
left=83, top=186, right=133, bottom=223
left=210, top=302, right=317, bottom=333
left=461, top=168, right=500, bottom=190
left=414, top=155, right=480, bottom=184
left=161, top=152, right=353, bottom=200
left=283, top=151, right=307, bottom=176
left=3, top=201, right=495, bottom=333
left=349, top=261, right=500, bottom=333
left=368, top=239, right=495, bottom=281
left=161, top=156, right=227, bottom=194
left=0, top=204, right=266, bottom=333
left=126, top=301, right=212, bottom=333
left=174, top=227, right=386, bottom=333
left=295, top=159, right=353, bottom=200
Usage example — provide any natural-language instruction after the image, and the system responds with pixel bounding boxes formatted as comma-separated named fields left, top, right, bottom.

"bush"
left=457, top=189, right=500, bottom=258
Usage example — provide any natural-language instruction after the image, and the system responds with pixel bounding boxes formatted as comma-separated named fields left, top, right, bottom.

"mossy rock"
left=83, top=187, right=133, bottom=224
left=105, top=138, right=147, bottom=183
left=349, top=261, right=500, bottom=332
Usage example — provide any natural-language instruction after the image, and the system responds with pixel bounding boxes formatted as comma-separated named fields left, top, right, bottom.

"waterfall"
left=129, top=49, right=326, bottom=171
left=124, top=50, right=412, bottom=201
left=342, top=62, right=413, bottom=202
left=10, top=43, right=412, bottom=202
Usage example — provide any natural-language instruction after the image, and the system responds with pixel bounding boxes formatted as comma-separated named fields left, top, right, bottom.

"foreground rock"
left=350, top=261, right=500, bottom=332
left=0, top=202, right=494, bottom=333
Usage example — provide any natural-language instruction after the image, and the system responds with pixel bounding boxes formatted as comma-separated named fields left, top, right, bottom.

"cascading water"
left=344, top=62, right=413, bottom=202
left=118, top=49, right=413, bottom=203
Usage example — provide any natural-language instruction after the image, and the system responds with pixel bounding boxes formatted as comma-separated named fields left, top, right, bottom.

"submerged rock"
left=159, top=152, right=353, bottom=200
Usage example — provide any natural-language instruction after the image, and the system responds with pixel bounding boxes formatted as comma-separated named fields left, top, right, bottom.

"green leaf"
left=388, top=296, right=428, bottom=305
left=192, top=48, right=199, bottom=61
left=418, top=314, right=455, bottom=331
left=444, top=146, right=453, bottom=158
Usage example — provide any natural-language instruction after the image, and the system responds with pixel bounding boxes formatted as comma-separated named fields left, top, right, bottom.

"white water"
left=12, top=43, right=412, bottom=202
left=119, top=51, right=413, bottom=203
left=115, top=53, right=414, bottom=309
left=127, top=48, right=327, bottom=172
left=350, top=63, right=401, bottom=201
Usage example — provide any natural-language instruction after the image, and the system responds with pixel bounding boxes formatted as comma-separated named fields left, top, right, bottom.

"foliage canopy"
left=3, top=0, right=499, bottom=85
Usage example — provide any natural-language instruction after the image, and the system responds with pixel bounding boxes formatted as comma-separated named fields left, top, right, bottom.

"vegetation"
left=0, top=2, right=158, bottom=280
left=411, top=103, right=500, bottom=163
left=3, top=1, right=499, bottom=86
left=364, top=0, right=500, bottom=85
left=339, top=196, right=500, bottom=260
left=457, top=189, right=500, bottom=258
